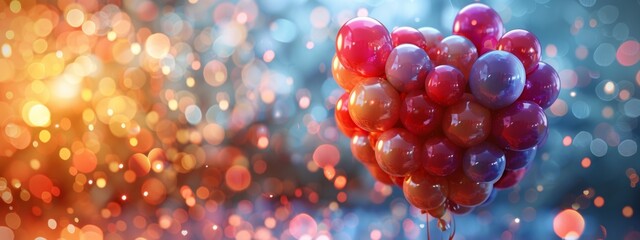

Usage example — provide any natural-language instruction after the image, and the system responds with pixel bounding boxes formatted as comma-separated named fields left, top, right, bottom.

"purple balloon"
left=469, top=51, right=526, bottom=109
left=385, top=44, right=433, bottom=92
left=518, top=62, right=561, bottom=109
left=463, top=142, right=506, bottom=183
left=492, top=101, right=548, bottom=151
left=504, top=146, right=536, bottom=170
left=423, top=136, right=462, bottom=177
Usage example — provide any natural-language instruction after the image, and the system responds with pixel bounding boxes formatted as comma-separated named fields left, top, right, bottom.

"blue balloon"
left=463, top=142, right=506, bottom=182
left=469, top=50, right=526, bottom=109
left=504, top=146, right=537, bottom=170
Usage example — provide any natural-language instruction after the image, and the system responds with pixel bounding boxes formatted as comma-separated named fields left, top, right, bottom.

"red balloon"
left=374, top=128, right=422, bottom=176
left=350, top=131, right=377, bottom=165
left=442, top=99, right=491, bottom=148
left=518, top=62, right=561, bottom=109
left=492, top=101, right=548, bottom=151
left=391, top=26, right=427, bottom=49
left=348, top=77, right=400, bottom=132
left=427, top=203, right=448, bottom=218
left=335, top=92, right=361, bottom=137
left=336, top=17, right=393, bottom=77
left=447, top=201, right=474, bottom=215
left=497, top=29, right=541, bottom=74
left=422, top=136, right=462, bottom=177
left=366, top=163, right=394, bottom=185
left=332, top=54, right=368, bottom=91
left=403, top=172, right=448, bottom=210
left=447, top=170, right=493, bottom=207
left=418, top=27, right=444, bottom=60
left=434, top=35, right=478, bottom=78
left=452, top=3, right=504, bottom=55
left=400, top=91, right=443, bottom=136
left=494, top=167, right=527, bottom=189
left=426, top=65, right=466, bottom=106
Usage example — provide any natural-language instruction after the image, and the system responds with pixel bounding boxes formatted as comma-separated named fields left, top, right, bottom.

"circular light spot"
left=618, top=140, right=637, bottom=157
left=597, top=5, right=618, bottom=24
left=141, top=178, right=166, bottom=205
left=590, top=138, right=608, bottom=157
left=25, top=103, right=51, bottom=127
left=571, top=101, right=590, bottom=119
left=128, top=153, right=150, bottom=176
left=66, top=9, right=85, bottom=27
left=617, top=40, right=640, bottom=67
left=145, top=33, right=170, bottom=59
left=185, top=105, right=202, bottom=125
left=623, top=98, right=640, bottom=117
left=203, top=60, right=227, bottom=87
left=0, top=226, right=14, bottom=240
left=613, top=23, right=629, bottom=40
left=313, top=144, right=340, bottom=168
left=593, top=43, right=616, bottom=66
left=225, top=165, right=251, bottom=191
left=289, top=214, right=317, bottom=239
left=310, top=7, right=330, bottom=28
left=73, top=149, right=98, bottom=173
left=623, top=206, right=634, bottom=218
left=553, top=209, right=585, bottom=240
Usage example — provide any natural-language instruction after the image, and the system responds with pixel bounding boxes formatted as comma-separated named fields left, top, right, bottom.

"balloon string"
left=426, top=213, right=431, bottom=240
left=449, top=215, right=456, bottom=240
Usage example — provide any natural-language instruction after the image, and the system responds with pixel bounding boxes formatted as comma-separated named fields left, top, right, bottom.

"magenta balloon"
left=336, top=17, right=392, bottom=77
left=452, top=3, right=505, bottom=55
left=518, top=62, right=561, bottom=109
left=492, top=101, right=548, bottom=151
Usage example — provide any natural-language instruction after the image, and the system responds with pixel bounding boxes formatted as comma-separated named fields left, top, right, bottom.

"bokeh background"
left=0, top=0, right=639, bottom=239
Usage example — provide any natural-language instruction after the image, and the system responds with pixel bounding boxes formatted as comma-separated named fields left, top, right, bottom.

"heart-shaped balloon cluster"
left=333, top=3, right=560, bottom=219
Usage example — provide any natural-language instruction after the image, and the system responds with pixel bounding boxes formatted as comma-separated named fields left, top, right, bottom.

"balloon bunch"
left=333, top=3, right=560, bottom=221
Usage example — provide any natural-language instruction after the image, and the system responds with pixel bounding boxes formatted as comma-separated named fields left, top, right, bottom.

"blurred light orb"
left=553, top=209, right=585, bottom=240
left=145, top=33, right=171, bottom=59
left=313, top=144, right=340, bottom=168
left=289, top=214, right=318, bottom=239
left=25, top=102, right=51, bottom=127
left=225, top=165, right=251, bottom=191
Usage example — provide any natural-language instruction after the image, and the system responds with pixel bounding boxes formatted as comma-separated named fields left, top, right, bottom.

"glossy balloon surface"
left=350, top=131, right=377, bottom=165
left=518, top=62, right=561, bottom=109
left=442, top=100, right=491, bottom=147
left=403, top=172, right=448, bottom=210
left=426, top=65, right=466, bottom=106
left=497, top=29, right=541, bottom=74
left=462, top=142, right=506, bottom=182
left=418, top=27, right=444, bottom=60
left=494, top=167, right=527, bottom=189
left=447, top=170, right=493, bottom=207
left=332, top=54, right=368, bottom=91
left=335, top=92, right=360, bottom=137
left=385, top=44, right=433, bottom=92
left=504, top=146, right=536, bottom=170
left=492, top=101, right=548, bottom=150
left=348, top=77, right=400, bottom=132
left=391, top=26, right=427, bottom=49
left=374, top=128, right=422, bottom=176
left=469, top=50, right=526, bottom=109
left=423, top=136, right=462, bottom=177
left=434, top=35, right=478, bottom=78
left=452, top=3, right=504, bottom=54
left=336, top=17, right=392, bottom=77
left=400, top=91, right=443, bottom=136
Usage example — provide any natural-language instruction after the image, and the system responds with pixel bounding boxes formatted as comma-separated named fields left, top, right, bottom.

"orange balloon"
left=332, top=55, right=367, bottom=91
